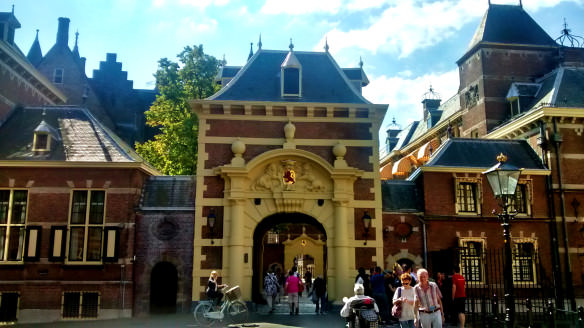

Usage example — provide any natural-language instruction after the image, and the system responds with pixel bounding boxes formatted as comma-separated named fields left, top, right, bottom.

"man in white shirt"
left=414, top=268, right=444, bottom=328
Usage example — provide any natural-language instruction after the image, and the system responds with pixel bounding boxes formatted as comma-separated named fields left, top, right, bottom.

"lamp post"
left=207, top=209, right=216, bottom=245
left=362, top=211, right=372, bottom=245
left=483, top=153, right=522, bottom=325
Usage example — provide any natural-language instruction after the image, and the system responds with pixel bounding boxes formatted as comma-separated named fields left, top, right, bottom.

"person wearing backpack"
left=392, top=273, right=416, bottom=328
left=264, top=270, right=279, bottom=314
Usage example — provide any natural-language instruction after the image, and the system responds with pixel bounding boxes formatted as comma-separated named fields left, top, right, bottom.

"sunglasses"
left=402, top=281, right=410, bottom=284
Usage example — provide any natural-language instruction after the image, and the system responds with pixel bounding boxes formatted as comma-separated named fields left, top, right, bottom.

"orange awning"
left=380, top=163, right=394, bottom=180
left=417, top=138, right=440, bottom=163
left=392, top=157, right=412, bottom=176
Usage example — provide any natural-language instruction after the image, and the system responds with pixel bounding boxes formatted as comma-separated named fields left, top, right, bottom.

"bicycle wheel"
left=227, top=300, right=248, bottom=324
left=194, top=302, right=215, bottom=327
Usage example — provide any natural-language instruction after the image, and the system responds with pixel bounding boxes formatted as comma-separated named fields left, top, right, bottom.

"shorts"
left=453, top=297, right=466, bottom=314
left=288, top=292, right=299, bottom=304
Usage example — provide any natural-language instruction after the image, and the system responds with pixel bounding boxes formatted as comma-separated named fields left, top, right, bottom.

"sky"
left=8, top=0, right=584, bottom=144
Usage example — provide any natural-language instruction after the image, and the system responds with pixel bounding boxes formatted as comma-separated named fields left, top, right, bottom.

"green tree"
left=136, top=45, right=220, bottom=175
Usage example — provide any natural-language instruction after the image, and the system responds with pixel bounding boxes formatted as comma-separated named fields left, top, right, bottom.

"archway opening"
left=252, top=212, right=327, bottom=303
left=150, top=261, right=178, bottom=314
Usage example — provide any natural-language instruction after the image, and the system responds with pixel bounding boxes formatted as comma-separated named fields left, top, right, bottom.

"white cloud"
left=260, top=0, right=343, bottom=15
left=363, top=68, right=460, bottom=131
left=152, top=0, right=229, bottom=9
left=180, top=17, right=218, bottom=34
left=316, top=0, right=580, bottom=58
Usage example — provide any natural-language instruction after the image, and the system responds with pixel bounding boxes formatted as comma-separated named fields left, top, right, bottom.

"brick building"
left=184, top=40, right=387, bottom=305
left=25, top=16, right=156, bottom=147
left=0, top=9, right=66, bottom=122
left=379, top=2, right=584, bottom=307
left=0, top=106, right=158, bottom=323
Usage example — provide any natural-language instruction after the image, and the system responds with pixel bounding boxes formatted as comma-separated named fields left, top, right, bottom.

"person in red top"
left=452, top=266, right=466, bottom=328
left=285, top=269, right=301, bottom=315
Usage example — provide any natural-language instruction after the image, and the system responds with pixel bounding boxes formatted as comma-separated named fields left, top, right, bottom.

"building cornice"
left=420, top=165, right=550, bottom=175
left=0, top=42, right=67, bottom=103
left=0, top=160, right=161, bottom=176
left=486, top=107, right=584, bottom=139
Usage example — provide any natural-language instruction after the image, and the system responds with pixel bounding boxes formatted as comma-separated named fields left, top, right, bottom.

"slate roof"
left=208, top=50, right=371, bottom=104
left=381, top=180, right=423, bottom=212
left=465, top=4, right=557, bottom=53
left=0, top=106, right=145, bottom=162
left=140, top=176, right=195, bottom=210
left=425, top=138, right=546, bottom=170
left=215, top=65, right=241, bottom=82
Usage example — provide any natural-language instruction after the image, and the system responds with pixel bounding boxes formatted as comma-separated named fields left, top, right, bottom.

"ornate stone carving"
left=464, top=84, right=479, bottom=108
left=251, top=160, right=327, bottom=192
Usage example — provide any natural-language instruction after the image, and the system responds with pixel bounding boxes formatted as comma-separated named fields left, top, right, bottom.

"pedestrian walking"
left=452, top=266, right=466, bottom=328
left=312, top=275, right=327, bottom=314
left=370, top=266, right=390, bottom=324
left=285, top=269, right=301, bottom=315
left=392, top=273, right=416, bottom=328
left=264, top=270, right=279, bottom=313
left=414, top=268, right=444, bottom=328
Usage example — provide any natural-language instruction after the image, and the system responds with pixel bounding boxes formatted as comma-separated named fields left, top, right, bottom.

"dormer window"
left=283, top=67, right=300, bottom=95
left=33, top=132, right=50, bottom=151
left=281, top=39, right=302, bottom=97
left=53, top=68, right=64, bottom=84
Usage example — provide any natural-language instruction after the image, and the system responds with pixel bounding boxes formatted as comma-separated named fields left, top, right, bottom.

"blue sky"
left=9, top=0, right=584, bottom=143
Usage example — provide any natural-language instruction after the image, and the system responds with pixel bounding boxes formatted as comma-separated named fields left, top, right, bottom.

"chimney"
left=56, top=17, right=70, bottom=47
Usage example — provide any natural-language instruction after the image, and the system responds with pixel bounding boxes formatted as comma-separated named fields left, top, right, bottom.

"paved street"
left=15, top=311, right=349, bottom=328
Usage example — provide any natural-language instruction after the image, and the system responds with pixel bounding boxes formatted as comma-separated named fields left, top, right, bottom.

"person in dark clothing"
left=312, top=275, right=327, bottom=314
left=304, top=271, right=313, bottom=294
left=355, top=267, right=371, bottom=296
left=370, top=266, right=390, bottom=324
left=206, top=271, right=226, bottom=307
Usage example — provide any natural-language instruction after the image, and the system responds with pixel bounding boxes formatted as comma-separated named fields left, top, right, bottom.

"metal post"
left=501, top=209, right=515, bottom=325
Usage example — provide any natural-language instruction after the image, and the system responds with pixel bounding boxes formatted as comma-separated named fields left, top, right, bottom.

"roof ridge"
left=322, top=51, right=372, bottom=105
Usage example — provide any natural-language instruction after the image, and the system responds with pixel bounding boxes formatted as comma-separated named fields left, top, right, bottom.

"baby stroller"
left=347, top=298, right=379, bottom=328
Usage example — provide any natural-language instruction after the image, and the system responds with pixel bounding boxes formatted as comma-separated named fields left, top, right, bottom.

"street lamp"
left=207, top=209, right=217, bottom=245
left=362, top=211, right=372, bottom=245
left=483, top=153, right=522, bottom=324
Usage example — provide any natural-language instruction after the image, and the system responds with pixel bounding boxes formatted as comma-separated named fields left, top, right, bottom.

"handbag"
left=311, top=290, right=318, bottom=304
left=391, top=287, right=402, bottom=318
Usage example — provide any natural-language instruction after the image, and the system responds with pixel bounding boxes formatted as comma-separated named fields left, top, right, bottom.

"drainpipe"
left=417, top=215, right=428, bottom=267
left=539, top=120, right=563, bottom=309
left=552, top=118, right=576, bottom=310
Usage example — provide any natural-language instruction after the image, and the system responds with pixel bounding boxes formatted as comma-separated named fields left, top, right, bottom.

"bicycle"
left=194, top=285, right=249, bottom=326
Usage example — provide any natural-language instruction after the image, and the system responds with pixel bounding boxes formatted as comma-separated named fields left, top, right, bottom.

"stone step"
left=259, top=294, right=326, bottom=315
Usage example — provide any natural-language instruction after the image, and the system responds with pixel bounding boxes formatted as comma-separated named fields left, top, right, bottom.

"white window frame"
left=459, top=237, right=487, bottom=284
left=53, top=68, right=64, bottom=84
left=454, top=177, right=482, bottom=215
left=512, top=238, right=538, bottom=284
left=66, top=190, right=106, bottom=264
left=0, top=189, right=29, bottom=263
left=61, top=291, right=100, bottom=319
left=281, top=67, right=302, bottom=97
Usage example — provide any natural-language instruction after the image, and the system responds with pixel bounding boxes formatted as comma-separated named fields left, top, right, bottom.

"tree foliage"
left=136, top=45, right=220, bottom=175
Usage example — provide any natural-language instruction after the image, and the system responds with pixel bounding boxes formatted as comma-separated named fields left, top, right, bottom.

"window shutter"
left=24, top=226, right=42, bottom=261
left=49, top=226, right=67, bottom=261
left=103, top=227, right=119, bottom=262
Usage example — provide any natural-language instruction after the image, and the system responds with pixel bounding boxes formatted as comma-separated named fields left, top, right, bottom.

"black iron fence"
left=454, top=246, right=584, bottom=327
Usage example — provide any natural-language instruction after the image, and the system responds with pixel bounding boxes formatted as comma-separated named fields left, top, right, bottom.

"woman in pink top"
left=285, top=270, right=301, bottom=315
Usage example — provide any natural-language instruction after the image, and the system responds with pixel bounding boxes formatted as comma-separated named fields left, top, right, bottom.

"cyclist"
left=206, top=271, right=227, bottom=307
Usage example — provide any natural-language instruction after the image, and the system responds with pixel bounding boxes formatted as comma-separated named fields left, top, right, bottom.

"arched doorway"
left=252, top=212, right=327, bottom=303
left=150, top=262, right=178, bottom=314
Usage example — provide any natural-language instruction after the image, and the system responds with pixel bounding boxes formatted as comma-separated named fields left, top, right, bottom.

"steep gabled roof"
left=425, top=138, right=546, bottom=170
left=208, top=49, right=371, bottom=104
left=461, top=4, right=557, bottom=63
left=0, top=106, right=148, bottom=164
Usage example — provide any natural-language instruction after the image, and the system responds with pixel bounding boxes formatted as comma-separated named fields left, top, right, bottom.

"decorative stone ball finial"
left=284, top=121, right=296, bottom=141
left=232, top=138, right=246, bottom=157
left=333, top=142, right=347, bottom=159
